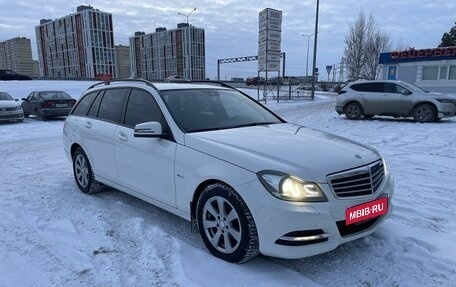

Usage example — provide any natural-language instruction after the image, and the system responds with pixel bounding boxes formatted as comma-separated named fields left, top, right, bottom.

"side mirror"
left=21, top=98, right=27, bottom=101
left=401, top=90, right=412, bottom=95
left=15, top=99, right=19, bottom=102
left=134, top=121, right=166, bottom=138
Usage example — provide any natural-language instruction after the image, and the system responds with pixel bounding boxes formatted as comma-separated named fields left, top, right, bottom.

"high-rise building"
left=0, top=37, right=39, bottom=77
left=130, top=24, right=205, bottom=80
left=35, top=5, right=116, bottom=79
left=115, top=45, right=131, bottom=79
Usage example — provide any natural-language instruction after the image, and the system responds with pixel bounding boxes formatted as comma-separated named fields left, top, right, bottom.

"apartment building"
left=35, top=5, right=116, bottom=79
left=115, top=44, right=131, bottom=79
left=0, top=37, right=39, bottom=77
left=130, top=24, right=205, bottom=80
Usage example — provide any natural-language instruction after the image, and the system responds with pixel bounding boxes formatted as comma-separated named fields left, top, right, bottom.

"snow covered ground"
left=0, top=80, right=455, bottom=287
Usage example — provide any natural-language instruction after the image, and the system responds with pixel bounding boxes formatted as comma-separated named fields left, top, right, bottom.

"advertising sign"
left=258, top=8, right=282, bottom=72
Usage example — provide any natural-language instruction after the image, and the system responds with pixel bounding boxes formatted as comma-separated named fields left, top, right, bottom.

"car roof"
left=349, top=80, right=406, bottom=85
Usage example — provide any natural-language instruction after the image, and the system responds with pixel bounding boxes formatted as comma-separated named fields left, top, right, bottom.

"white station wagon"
left=63, top=80, right=394, bottom=263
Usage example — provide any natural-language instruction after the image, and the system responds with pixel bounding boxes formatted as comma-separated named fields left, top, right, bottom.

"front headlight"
left=257, top=171, right=327, bottom=202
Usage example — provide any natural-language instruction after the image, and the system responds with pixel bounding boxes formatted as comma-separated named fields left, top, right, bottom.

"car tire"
left=197, top=183, right=259, bottom=263
left=344, top=103, right=363, bottom=120
left=72, top=147, right=105, bottom=194
left=413, top=103, right=435, bottom=123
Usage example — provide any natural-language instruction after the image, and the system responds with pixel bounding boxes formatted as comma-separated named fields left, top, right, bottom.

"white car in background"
left=0, top=91, right=24, bottom=122
left=63, top=80, right=394, bottom=263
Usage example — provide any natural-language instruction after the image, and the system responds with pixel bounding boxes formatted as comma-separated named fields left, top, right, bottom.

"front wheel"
left=72, top=147, right=104, bottom=194
left=197, top=183, right=259, bottom=263
left=413, top=103, right=435, bottom=123
left=344, top=103, right=363, bottom=120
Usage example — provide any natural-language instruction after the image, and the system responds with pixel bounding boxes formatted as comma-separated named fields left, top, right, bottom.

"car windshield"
left=399, top=81, right=428, bottom=93
left=160, top=88, right=283, bottom=133
left=38, top=91, right=72, bottom=99
left=0, top=92, right=14, bottom=100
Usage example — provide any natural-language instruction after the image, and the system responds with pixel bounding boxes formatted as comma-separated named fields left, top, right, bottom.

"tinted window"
left=0, top=92, right=13, bottom=100
left=124, top=89, right=166, bottom=129
left=97, top=88, right=128, bottom=124
left=87, top=91, right=104, bottom=118
left=351, top=83, right=385, bottom=93
left=72, top=91, right=98, bottom=116
left=384, top=83, right=402, bottom=93
left=38, top=91, right=72, bottom=99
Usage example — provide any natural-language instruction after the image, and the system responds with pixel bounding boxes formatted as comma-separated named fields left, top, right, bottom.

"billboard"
left=258, top=8, right=282, bottom=72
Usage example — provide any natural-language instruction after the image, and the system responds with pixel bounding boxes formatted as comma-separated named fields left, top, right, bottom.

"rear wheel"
left=197, top=183, right=259, bottom=263
left=72, top=147, right=104, bottom=194
left=413, top=103, right=435, bottom=123
left=344, top=103, right=363, bottom=120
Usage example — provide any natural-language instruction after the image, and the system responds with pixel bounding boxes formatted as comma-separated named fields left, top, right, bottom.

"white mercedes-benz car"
left=63, top=80, right=394, bottom=263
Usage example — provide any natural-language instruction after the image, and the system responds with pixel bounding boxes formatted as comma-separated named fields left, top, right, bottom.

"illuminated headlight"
left=257, top=171, right=327, bottom=202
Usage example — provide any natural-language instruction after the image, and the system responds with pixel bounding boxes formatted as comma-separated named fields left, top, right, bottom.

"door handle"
left=84, top=121, right=92, bottom=129
left=117, top=132, right=128, bottom=142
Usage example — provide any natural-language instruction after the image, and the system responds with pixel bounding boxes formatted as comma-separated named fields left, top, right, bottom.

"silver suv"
left=335, top=80, right=456, bottom=122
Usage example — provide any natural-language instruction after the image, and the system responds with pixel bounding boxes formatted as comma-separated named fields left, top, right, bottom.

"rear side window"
left=350, top=83, right=385, bottom=93
left=87, top=91, right=104, bottom=118
left=97, top=88, right=128, bottom=124
left=72, top=91, right=98, bottom=116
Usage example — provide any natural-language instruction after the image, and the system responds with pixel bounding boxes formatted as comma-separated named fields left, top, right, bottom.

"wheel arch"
left=190, top=179, right=234, bottom=231
left=70, top=143, right=82, bottom=159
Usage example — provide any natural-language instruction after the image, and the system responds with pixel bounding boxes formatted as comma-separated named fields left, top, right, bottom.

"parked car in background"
left=245, top=76, right=265, bottom=86
left=63, top=79, right=394, bottom=264
left=267, top=76, right=284, bottom=85
left=336, top=80, right=456, bottom=122
left=21, top=91, right=76, bottom=120
left=0, top=69, right=32, bottom=80
left=165, top=75, right=189, bottom=83
left=0, top=91, right=24, bottom=122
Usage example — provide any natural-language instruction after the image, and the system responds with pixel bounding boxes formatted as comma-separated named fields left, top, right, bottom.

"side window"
left=124, top=89, right=167, bottom=129
left=384, top=83, right=401, bottom=93
left=28, top=93, right=37, bottom=101
left=87, top=91, right=104, bottom=118
left=71, top=91, right=98, bottom=116
left=97, top=88, right=128, bottom=124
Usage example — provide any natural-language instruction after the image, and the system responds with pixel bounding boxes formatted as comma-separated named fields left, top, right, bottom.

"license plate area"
left=345, top=197, right=388, bottom=225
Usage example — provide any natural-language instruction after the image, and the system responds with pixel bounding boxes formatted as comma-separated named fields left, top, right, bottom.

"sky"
left=0, top=0, right=455, bottom=79
left=1, top=80, right=455, bottom=286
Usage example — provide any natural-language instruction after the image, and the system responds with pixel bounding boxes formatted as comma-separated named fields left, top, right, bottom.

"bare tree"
left=343, top=11, right=391, bottom=80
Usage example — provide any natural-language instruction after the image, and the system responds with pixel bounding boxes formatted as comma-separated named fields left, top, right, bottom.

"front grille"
left=0, top=107, right=19, bottom=111
left=336, top=215, right=382, bottom=237
left=328, top=160, right=384, bottom=198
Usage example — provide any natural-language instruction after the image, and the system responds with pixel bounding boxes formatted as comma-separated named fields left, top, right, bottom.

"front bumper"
left=237, top=172, right=394, bottom=259
left=437, top=103, right=456, bottom=119
left=0, top=110, right=24, bottom=121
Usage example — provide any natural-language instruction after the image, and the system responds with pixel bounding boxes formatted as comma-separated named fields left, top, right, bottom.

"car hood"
left=0, top=100, right=20, bottom=108
left=426, top=92, right=456, bottom=100
left=185, top=123, right=381, bottom=183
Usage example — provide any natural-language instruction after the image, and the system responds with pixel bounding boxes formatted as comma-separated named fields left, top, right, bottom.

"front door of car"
left=114, top=88, right=176, bottom=207
left=380, top=83, right=413, bottom=116
left=23, top=93, right=37, bottom=115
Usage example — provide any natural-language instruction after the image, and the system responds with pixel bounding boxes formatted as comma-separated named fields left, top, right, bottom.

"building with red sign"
left=35, top=5, right=116, bottom=79
left=379, top=46, right=456, bottom=92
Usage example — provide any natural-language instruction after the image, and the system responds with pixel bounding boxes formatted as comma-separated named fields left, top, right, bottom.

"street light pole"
left=178, top=8, right=197, bottom=80
left=301, top=33, right=314, bottom=80
left=310, top=0, right=319, bottom=100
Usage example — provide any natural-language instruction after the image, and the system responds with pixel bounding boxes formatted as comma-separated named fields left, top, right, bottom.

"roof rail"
left=86, top=79, right=158, bottom=91
left=186, top=80, right=237, bottom=90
